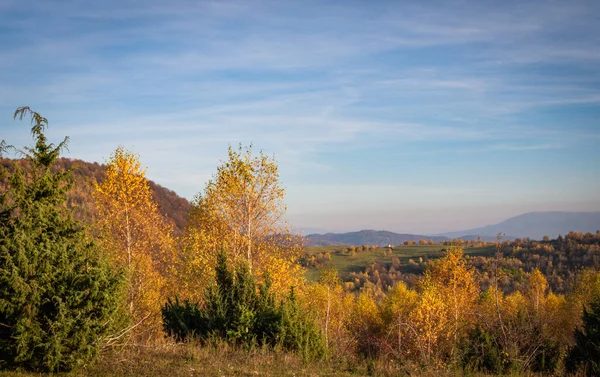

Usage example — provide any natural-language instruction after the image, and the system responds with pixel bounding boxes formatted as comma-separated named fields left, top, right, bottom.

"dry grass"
left=0, top=343, right=545, bottom=377
left=0, top=343, right=360, bottom=377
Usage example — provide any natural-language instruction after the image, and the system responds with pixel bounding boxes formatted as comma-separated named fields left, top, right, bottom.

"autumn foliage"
left=180, top=145, right=304, bottom=300
left=3, top=108, right=600, bottom=376
left=93, top=146, right=176, bottom=339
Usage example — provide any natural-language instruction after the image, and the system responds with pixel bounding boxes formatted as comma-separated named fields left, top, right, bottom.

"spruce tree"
left=566, top=294, right=600, bottom=376
left=0, top=107, right=124, bottom=372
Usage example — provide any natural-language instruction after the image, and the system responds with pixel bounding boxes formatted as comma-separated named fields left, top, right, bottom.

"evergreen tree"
left=0, top=107, right=124, bottom=372
left=566, top=294, right=600, bottom=376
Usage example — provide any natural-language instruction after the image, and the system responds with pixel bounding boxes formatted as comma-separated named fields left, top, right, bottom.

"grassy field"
left=303, top=244, right=496, bottom=281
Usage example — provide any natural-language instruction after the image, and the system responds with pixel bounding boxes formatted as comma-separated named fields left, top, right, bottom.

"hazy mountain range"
left=304, top=230, right=448, bottom=247
left=436, top=211, right=600, bottom=240
left=306, top=212, right=600, bottom=246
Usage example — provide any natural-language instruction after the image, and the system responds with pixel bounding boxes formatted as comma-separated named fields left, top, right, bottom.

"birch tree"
left=93, top=146, right=175, bottom=338
left=183, top=144, right=303, bottom=298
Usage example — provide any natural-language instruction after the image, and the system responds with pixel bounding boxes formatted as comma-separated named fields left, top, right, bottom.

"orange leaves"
left=93, top=146, right=175, bottom=339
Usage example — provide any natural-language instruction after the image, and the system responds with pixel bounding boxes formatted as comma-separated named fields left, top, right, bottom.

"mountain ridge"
left=436, top=211, right=600, bottom=240
left=305, top=211, right=600, bottom=246
left=305, top=229, right=448, bottom=247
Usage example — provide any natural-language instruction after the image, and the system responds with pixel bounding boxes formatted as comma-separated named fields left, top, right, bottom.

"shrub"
left=461, top=326, right=510, bottom=374
left=163, top=251, right=325, bottom=360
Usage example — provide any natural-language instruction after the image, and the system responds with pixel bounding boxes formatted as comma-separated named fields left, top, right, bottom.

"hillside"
left=305, top=229, right=448, bottom=246
left=0, top=158, right=192, bottom=232
left=438, top=211, right=600, bottom=240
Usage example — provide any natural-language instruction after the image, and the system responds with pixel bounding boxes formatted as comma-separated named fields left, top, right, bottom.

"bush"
left=162, top=251, right=325, bottom=360
left=278, top=287, right=326, bottom=361
left=461, top=326, right=510, bottom=374
left=161, top=297, right=208, bottom=342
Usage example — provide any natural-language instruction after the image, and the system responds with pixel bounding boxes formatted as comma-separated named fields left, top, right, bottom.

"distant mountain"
left=1, top=158, right=192, bottom=232
left=305, top=230, right=448, bottom=247
left=438, top=211, right=600, bottom=240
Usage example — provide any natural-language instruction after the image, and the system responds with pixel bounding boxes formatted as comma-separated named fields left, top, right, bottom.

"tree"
left=381, top=282, right=419, bottom=358
left=349, top=290, right=384, bottom=357
left=0, top=107, right=123, bottom=372
left=526, top=268, right=547, bottom=312
left=411, top=281, right=448, bottom=364
left=305, top=274, right=354, bottom=356
left=566, top=294, right=600, bottom=376
left=93, top=146, right=175, bottom=339
left=318, top=266, right=340, bottom=349
left=183, top=144, right=303, bottom=297
left=412, top=246, right=478, bottom=363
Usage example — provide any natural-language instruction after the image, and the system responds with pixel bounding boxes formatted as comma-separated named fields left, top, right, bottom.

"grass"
left=0, top=344, right=390, bottom=377
left=0, top=343, right=526, bottom=377
left=304, top=244, right=496, bottom=282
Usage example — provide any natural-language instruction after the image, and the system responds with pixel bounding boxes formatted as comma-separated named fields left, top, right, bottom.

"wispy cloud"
left=1, top=0, right=599, bottom=230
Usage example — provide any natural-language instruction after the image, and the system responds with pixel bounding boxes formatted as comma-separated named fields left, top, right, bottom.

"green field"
left=303, top=244, right=496, bottom=281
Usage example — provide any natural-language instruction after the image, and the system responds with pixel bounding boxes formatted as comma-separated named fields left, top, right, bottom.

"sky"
left=1, top=0, right=599, bottom=234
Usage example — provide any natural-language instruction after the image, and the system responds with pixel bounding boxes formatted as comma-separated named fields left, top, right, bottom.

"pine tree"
left=0, top=107, right=124, bottom=372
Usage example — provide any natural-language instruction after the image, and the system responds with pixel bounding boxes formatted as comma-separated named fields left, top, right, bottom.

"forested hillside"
left=0, top=157, right=191, bottom=232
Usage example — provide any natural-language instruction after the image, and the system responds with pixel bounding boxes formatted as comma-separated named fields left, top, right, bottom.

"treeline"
left=1, top=108, right=599, bottom=375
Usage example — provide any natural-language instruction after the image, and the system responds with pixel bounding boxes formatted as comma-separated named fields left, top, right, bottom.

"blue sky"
left=1, top=0, right=599, bottom=234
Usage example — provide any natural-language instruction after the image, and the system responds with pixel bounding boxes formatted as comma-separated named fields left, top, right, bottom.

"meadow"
left=303, top=244, right=496, bottom=281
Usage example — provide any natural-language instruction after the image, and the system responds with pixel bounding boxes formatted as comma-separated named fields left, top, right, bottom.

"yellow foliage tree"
left=182, top=145, right=303, bottom=299
left=381, top=282, right=419, bottom=357
left=304, top=267, right=355, bottom=354
left=93, top=146, right=175, bottom=338
left=564, top=269, right=600, bottom=343
left=526, top=268, right=547, bottom=312
left=349, top=290, right=384, bottom=357
left=543, top=292, right=569, bottom=344
left=411, top=282, right=448, bottom=364
left=419, top=246, right=478, bottom=359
